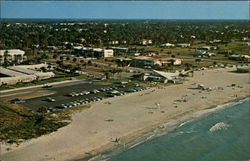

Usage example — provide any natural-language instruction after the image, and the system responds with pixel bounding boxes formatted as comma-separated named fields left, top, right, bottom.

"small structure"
left=236, top=66, right=250, bottom=73
left=176, top=43, right=191, bottom=48
left=139, top=70, right=180, bottom=83
left=140, top=39, right=153, bottom=46
left=229, top=55, right=250, bottom=61
left=194, top=51, right=216, bottom=57
left=158, top=57, right=182, bottom=66
left=132, top=56, right=160, bottom=67
left=160, top=43, right=175, bottom=48
left=132, top=56, right=182, bottom=67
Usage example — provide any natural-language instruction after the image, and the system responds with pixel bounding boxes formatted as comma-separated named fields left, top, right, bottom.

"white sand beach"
left=1, top=67, right=249, bottom=161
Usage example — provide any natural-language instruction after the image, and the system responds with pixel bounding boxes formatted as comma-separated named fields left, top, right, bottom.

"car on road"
left=42, top=85, right=53, bottom=88
left=10, top=98, right=26, bottom=104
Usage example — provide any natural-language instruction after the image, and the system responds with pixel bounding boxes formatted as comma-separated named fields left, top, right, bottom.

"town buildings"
left=132, top=56, right=182, bottom=67
left=73, top=47, right=114, bottom=58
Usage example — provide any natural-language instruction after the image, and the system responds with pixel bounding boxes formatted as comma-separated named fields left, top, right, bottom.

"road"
left=0, top=80, right=91, bottom=97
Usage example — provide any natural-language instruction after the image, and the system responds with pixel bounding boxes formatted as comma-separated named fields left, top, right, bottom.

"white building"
left=0, top=49, right=25, bottom=64
left=102, top=49, right=114, bottom=57
left=141, top=39, right=153, bottom=46
left=176, top=43, right=191, bottom=48
left=160, top=43, right=175, bottom=48
left=0, top=65, right=55, bottom=85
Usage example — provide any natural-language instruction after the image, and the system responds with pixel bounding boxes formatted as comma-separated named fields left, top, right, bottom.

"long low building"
left=8, top=66, right=55, bottom=80
left=73, top=47, right=114, bottom=57
left=0, top=65, right=55, bottom=85
left=132, top=56, right=182, bottom=67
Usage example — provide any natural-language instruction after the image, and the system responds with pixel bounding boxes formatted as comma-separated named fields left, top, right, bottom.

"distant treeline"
left=0, top=19, right=249, bottom=50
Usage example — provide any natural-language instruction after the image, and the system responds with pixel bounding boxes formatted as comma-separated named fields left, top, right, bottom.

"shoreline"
left=74, top=97, right=250, bottom=161
left=0, top=67, right=249, bottom=161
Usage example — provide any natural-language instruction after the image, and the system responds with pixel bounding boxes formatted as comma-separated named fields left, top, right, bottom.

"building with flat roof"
left=0, top=64, right=55, bottom=85
left=0, top=49, right=25, bottom=64
left=132, top=56, right=182, bottom=67
left=73, top=47, right=114, bottom=58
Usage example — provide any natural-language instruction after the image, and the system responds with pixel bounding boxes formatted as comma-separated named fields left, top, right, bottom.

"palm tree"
left=3, top=50, right=10, bottom=67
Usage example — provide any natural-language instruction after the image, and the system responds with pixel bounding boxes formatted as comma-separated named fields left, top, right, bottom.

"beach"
left=1, top=67, right=249, bottom=161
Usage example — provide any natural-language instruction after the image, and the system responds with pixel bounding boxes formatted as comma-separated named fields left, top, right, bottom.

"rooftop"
left=0, top=49, right=25, bottom=56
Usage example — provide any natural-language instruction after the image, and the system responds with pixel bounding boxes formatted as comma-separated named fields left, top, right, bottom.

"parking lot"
left=22, top=81, right=149, bottom=111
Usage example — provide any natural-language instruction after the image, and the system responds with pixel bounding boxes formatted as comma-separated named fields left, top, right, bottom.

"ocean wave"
left=209, top=122, right=230, bottom=132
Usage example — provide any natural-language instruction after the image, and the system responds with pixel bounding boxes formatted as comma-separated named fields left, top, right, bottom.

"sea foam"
left=209, top=122, right=230, bottom=132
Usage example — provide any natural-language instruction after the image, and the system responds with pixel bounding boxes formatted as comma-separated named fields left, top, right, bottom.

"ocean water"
left=108, top=99, right=250, bottom=161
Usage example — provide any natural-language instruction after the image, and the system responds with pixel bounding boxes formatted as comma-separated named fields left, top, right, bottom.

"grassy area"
left=0, top=104, right=90, bottom=144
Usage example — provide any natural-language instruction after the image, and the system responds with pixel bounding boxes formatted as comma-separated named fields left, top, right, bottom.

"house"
left=176, top=43, right=191, bottom=48
left=108, top=41, right=119, bottom=45
left=132, top=56, right=182, bottom=67
left=132, top=56, right=161, bottom=67
left=209, top=39, right=222, bottom=44
left=229, top=55, right=250, bottom=61
left=217, top=50, right=233, bottom=55
left=194, top=51, right=216, bottom=57
left=158, top=57, right=182, bottom=66
left=73, top=47, right=114, bottom=58
left=140, top=39, right=153, bottom=46
left=197, top=46, right=217, bottom=51
left=0, top=49, right=25, bottom=64
left=160, top=43, right=175, bottom=48
left=96, top=49, right=114, bottom=57
left=111, top=47, right=129, bottom=53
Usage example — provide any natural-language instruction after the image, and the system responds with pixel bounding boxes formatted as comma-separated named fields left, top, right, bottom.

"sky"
left=1, top=1, right=249, bottom=20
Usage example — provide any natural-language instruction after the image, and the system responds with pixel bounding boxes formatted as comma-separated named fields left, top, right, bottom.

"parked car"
left=42, top=85, right=53, bottom=88
left=48, top=107, right=56, bottom=112
left=127, top=89, right=137, bottom=93
left=107, top=93, right=116, bottom=97
left=118, top=85, right=126, bottom=88
left=46, top=97, right=56, bottom=102
left=57, top=104, right=67, bottom=109
left=82, top=91, right=90, bottom=95
left=68, top=92, right=76, bottom=97
left=10, top=98, right=26, bottom=104
left=90, top=89, right=100, bottom=94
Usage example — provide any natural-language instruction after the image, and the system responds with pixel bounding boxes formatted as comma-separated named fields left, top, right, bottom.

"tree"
left=40, top=67, right=47, bottom=72
left=3, top=50, right=10, bottom=67
left=88, top=60, right=92, bottom=65
left=52, top=54, right=58, bottom=59
left=72, top=58, right=77, bottom=62
left=105, top=72, right=111, bottom=79
left=56, top=60, right=63, bottom=67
